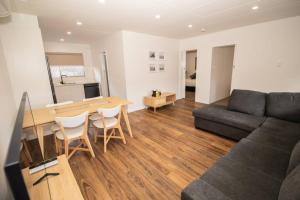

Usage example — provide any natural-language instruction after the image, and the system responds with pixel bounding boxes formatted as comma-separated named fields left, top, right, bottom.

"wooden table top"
left=23, top=96, right=132, bottom=128
left=22, top=155, right=84, bottom=200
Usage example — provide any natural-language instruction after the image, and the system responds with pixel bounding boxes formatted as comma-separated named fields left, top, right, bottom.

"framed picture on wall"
left=149, top=63, right=157, bottom=72
left=158, top=62, right=165, bottom=72
left=158, top=52, right=165, bottom=60
left=149, top=51, right=156, bottom=60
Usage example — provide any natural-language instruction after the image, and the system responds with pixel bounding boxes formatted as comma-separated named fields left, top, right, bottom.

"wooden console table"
left=144, top=92, right=176, bottom=112
left=22, top=155, right=83, bottom=200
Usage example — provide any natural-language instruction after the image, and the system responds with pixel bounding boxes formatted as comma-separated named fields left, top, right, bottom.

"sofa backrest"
left=286, top=141, right=300, bottom=175
left=279, top=140, right=300, bottom=200
left=278, top=165, right=300, bottom=200
left=228, top=89, right=266, bottom=117
left=266, top=93, right=300, bottom=123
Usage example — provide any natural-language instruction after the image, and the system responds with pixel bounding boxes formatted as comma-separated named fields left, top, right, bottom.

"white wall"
left=186, top=51, right=197, bottom=75
left=91, top=31, right=127, bottom=99
left=210, top=46, right=235, bottom=102
left=0, top=13, right=53, bottom=108
left=122, top=31, right=180, bottom=111
left=180, top=16, right=300, bottom=104
left=44, top=42, right=97, bottom=83
left=0, top=38, right=17, bottom=200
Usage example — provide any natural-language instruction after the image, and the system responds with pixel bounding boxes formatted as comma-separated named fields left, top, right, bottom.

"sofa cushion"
left=247, top=127, right=298, bottom=153
left=193, top=105, right=266, bottom=132
left=287, top=141, right=300, bottom=175
left=225, top=139, right=290, bottom=180
left=266, top=92, right=300, bottom=123
left=261, top=118, right=300, bottom=140
left=200, top=157, right=281, bottom=200
left=228, top=89, right=266, bottom=116
left=194, top=117, right=250, bottom=140
left=278, top=165, right=300, bottom=200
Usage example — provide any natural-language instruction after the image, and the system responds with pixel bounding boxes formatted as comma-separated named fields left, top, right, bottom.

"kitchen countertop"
left=54, top=82, right=99, bottom=87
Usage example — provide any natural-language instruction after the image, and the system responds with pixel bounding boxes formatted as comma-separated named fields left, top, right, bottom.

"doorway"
left=185, top=50, right=197, bottom=101
left=209, top=45, right=235, bottom=103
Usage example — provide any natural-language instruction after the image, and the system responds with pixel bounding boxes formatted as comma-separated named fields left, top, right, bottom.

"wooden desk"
left=22, top=155, right=84, bottom=200
left=23, top=96, right=133, bottom=155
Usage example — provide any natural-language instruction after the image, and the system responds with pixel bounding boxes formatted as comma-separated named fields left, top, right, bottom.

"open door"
left=185, top=50, right=197, bottom=101
left=210, top=45, right=235, bottom=103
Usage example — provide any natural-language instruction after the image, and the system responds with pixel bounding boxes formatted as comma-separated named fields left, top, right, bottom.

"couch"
left=182, top=90, right=300, bottom=200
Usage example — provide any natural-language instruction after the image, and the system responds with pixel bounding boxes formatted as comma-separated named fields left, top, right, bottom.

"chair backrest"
left=46, top=101, right=74, bottom=108
left=97, top=105, right=121, bottom=118
left=83, top=96, right=103, bottom=102
left=55, top=111, right=88, bottom=128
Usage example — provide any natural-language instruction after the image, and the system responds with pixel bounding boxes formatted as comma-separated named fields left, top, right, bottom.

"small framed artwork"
left=158, top=52, right=165, bottom=60
left=149, top=63, right=157, bottom=72
left=149, top=51, right=156, bottom=60
left=158, top=63, right=165, bottom=72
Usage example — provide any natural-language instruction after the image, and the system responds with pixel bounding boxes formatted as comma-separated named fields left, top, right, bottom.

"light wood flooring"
left=64, top=99, right=235, bottom=200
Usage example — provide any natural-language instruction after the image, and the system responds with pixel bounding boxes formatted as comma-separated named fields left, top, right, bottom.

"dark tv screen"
left=4, top=92, right=47, bottom=199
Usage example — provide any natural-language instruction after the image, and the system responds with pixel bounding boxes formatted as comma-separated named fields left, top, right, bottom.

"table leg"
left=36, top=125, right=44, bottom=157
left=121, top=106, right=133, bottom=137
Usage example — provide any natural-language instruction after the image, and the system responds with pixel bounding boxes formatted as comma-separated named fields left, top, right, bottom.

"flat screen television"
left=4, top=92, right=49, bottom=199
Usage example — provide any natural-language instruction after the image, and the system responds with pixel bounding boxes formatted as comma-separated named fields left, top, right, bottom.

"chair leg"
left=64, top=140, right=69, bottom=158
left=104, top=129, right=107, bottom=153
left=84, top=136, right=95, bottom=157
left=93, top=126, right=98, bottom=143
left=22, top=140, right=33, bottom=162
left=54, top=135, right=59, bottom=154
left=117, top=125, right=126, bottom=144
left=58, top=140, right=63, bottom=155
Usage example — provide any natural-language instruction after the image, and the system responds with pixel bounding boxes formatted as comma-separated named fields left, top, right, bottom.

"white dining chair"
left=83, top=96, right=104, bottom=121
left=46, top=101, right=74, bottom=108
left=21, top=134, right=32, bottom=164
left=55, top=111, right=95, bottom=159
left=46, top=101, right=74, bottom=133
left=93, top=105, right=126, bottom=153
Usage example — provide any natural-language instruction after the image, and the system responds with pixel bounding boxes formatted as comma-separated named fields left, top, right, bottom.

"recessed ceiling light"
left=188, top=24, right=193, bottom=28
left=66, top=31, right=72, bottom=35
left=252, top=5, right=259, bottom=10
left=98, top=0, right=106, bottom=3
left=76, top=21, right=82, bottom=26
left=60, top=38, right=65, bottom=42
left=155, top=14, right=161, bottom=19
left=201, top=28, right=206, bottom=32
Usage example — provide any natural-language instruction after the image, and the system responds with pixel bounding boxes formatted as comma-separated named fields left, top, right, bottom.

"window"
left=50, top=65, right=85, bottom=78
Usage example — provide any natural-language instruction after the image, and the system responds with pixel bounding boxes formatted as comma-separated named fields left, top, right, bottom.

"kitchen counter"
left=54, top=82, right=100, bottom=103
left=54, top=82, right=99, bottom=87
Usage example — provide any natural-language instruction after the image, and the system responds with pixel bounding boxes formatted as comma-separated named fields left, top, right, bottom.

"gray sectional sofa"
left=182, top=90, right=300, bottom=200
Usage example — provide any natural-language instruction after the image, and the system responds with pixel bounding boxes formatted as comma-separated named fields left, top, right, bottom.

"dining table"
left=23, top=96, right=133, bottom=155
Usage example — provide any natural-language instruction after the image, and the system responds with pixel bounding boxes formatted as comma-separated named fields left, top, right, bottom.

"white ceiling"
left=11, top=0, right=300, bottom=43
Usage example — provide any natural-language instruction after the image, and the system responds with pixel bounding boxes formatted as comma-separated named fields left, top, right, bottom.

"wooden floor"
left=67, top=99, right=235, bottom=200
left=185, top=91, right=195, bottom=101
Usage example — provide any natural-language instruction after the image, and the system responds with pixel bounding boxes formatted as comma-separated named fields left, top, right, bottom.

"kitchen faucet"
left=60, top=75, right=67, bottom=84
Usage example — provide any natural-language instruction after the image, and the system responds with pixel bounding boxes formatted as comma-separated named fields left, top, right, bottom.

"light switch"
left=276, top=60, right=283, bottom=68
